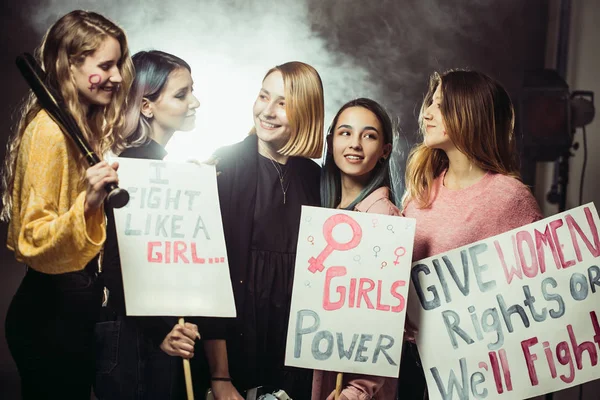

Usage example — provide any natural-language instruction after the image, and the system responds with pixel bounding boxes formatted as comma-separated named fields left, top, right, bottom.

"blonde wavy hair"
left=404, top=69, right=520, bottom=209
left=1, top=10, right=134, bottom=221
left=250, top=61, right=324, bottom=158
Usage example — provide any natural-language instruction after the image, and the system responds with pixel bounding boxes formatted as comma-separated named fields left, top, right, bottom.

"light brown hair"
left=1, top=10, right=134, bottom=220
left=404, top=69, right=519, bottom=208
left=251, top=61, right=324, bottom=158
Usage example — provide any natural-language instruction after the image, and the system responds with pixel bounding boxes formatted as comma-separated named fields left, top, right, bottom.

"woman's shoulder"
left=372, top=197, right=401, bottom=216
left=357, top=187, right=400, bottom=216
left=294, top=157, right=321, bottom=176
left=26, top=110, right=61, bottom=137
left=22, top=110, right=70, bottom=154
left=488, top=172, right=529, bottom=191
left=488, top=173, right=538, bottom=204
left=212, top=135, right=257, bottom=171
left=487, top=173, right=543, bottom=223
left=214, top=135, right=255, bottom=157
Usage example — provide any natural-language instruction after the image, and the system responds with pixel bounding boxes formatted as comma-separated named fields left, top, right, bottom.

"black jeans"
left=94, top=314, right=185, bottom=400
left=5, top=265, right=102, bottom=400
left=398, top=341, right=428, bottom=400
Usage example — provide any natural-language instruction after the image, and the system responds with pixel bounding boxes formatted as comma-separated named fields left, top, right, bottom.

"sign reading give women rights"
left=409, top=203, right=600, bottom=400
left=285, top=206, right=416, bottom=378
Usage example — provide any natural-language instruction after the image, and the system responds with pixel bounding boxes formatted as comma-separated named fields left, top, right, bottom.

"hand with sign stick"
left=159, top=318, right=201, bottom=400
left=179, top=318, right=198, bottom=399
left=161, top=319, right=201, bottom=358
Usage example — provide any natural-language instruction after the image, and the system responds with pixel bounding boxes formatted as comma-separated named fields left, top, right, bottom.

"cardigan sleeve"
left=7, top=111, right=105, bottom=274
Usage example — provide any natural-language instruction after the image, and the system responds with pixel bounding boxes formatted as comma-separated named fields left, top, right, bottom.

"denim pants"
left=94, top=314, right=185, bottom=399
left=5, top=265, right=102, bottom=400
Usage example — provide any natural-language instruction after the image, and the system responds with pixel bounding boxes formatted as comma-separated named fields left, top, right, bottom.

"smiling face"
left=422, top=83, right=452, bottom=150
left=332, top=106, right=391, bottom=184
left=252, top=70, right=292, bottom=151
left=70, top=36, right=123, bottom=106
left=144, top=67, right=200, bottom=134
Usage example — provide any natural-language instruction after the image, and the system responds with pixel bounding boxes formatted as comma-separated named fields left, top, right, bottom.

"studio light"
left=520, top=69, right=595, bottom=212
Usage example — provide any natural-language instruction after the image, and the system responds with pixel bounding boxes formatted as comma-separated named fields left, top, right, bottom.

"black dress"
left=212, top=135, right=320, bottom=399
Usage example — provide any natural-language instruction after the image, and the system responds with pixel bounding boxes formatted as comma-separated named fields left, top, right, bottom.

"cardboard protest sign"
left=285, top=206, right=416, bottom=378
left=112, top=158, right=236, bottom=317
left=408, top=203, right=600, bottom=399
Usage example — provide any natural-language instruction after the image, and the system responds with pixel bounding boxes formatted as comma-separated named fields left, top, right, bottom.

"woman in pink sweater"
left=400, top=69, right=543, bottom=398
left=312, top=98, right=399, bottom=400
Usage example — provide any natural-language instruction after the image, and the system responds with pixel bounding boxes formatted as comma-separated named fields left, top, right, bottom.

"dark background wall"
left=0, top=0, right=553, bottom=397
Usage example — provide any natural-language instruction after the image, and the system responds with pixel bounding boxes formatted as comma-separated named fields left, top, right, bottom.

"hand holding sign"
left=160, top=321, right=201, bottom=359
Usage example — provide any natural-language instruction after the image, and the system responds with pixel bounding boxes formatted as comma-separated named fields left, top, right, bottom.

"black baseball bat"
left=15, top=52, right=129, bottom=209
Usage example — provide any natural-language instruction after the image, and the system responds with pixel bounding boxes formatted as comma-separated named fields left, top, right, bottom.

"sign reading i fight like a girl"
left=285, top=206, right=416, bottom=378
left=112, top=158, right=236, bottom=318
left=408, top=203, right=600, bottom=400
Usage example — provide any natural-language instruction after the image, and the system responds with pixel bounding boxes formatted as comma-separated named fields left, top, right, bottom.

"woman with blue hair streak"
left=312, top=98, right=406, bottom=400
left=93, top=50, right=225, bottom=400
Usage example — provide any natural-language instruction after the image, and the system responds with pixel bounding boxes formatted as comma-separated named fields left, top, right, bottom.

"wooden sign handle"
left=179, top=317, right=195, bottom=400
left=335, top=372, right=343, bottom=400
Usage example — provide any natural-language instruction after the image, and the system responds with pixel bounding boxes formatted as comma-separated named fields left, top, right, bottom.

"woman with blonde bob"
left=399, top=69, right=542, bottom=398
left=203, top=61, right=324, bottom=399
left=1, top=10, right=133, bottom=399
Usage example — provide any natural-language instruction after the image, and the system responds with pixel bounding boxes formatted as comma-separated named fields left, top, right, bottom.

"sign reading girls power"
left=112, top=158, right=236, bottom=317
left=285, top=206, right=416, bottom=378
left=408, top=203, right=600, bottom=400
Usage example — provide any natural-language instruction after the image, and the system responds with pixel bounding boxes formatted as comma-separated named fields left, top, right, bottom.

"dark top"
left=213, top=135, right=320, bottom=396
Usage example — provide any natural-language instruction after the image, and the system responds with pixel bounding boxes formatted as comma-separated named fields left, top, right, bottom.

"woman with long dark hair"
left=312, top=98, right=399, bottom=400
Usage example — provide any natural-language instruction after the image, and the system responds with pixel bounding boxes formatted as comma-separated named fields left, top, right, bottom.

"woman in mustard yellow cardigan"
left=0, top=10, right=134, bottom=399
